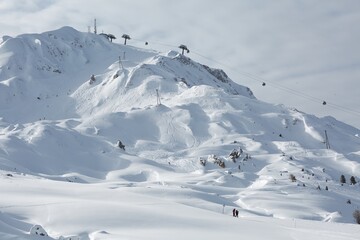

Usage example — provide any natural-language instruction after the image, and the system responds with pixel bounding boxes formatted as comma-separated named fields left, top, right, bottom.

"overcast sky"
left=1, top=0, right=360, bottom=128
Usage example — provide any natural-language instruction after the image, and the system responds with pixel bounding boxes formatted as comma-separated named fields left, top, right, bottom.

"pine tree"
left=350, top=176, right=357, bottom=185
left=340, top=174, right=346, bottom=184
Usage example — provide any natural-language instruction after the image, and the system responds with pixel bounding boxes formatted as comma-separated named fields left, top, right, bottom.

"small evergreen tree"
left=340, top=174, right=346, bottom=184
left=350, top=176, right=357, bottom=185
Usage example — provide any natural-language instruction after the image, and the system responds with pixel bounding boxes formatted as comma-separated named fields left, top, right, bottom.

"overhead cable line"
left=124, top=36, right=360, bottom=118
left=131, top=38, right=177, bottom=48
left=191, top=50, right=360, bottom=117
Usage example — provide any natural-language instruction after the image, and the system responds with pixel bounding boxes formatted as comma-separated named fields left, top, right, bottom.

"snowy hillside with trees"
left=0, top=27, right=359, bottom=239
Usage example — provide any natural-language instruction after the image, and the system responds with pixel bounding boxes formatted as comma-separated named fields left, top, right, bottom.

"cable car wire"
left=191, top=50, right=360, bottom=117
left=125, top=36, right=360, bottom=118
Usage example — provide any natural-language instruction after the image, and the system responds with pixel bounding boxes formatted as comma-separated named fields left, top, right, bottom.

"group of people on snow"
left=232, top=208, right=239, bottom=217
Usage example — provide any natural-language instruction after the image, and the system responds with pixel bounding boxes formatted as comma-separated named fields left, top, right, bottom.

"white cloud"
left=0, top=0, right=55, bottom=12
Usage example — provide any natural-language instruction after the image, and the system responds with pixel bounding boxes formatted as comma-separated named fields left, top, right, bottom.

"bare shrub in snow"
left=218, top=161, right=225, bottom=168
left=209, top=154, right=226, bottom=168
left=353, top=210, right=360, bottom=224
left=117, top=140, right=125, bottom=150
left=199, top=158, right=206, bottom=167
left=289, top=174, right=296, bottom=182
left=229, top=149, right=241, bottom=162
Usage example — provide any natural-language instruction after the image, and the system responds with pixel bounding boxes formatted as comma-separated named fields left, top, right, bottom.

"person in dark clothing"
left=235, top=209, right=239, bottom=217
left=232, top=208, right=236, bottom=217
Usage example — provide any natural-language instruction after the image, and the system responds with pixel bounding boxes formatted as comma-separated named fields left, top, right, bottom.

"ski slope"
left=0, top=27, right=359, bottom=239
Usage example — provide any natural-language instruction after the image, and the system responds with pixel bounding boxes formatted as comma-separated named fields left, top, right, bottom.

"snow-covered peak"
left=0, top=27, right=254, bottom=123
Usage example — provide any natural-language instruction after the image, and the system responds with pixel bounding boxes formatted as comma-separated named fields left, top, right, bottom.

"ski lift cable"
left=236, top=72, right=360, bottom=116
left=191, top=50, right=360, bottom=117
left=324, top=102, right=360, bottom=116
left=131, top=38, right=177, bottom=48
left=191, top=51, right=326, bottom=104
left=192, top=50, right=322, bottom=100
left=121, top=36, right=360, bottom=117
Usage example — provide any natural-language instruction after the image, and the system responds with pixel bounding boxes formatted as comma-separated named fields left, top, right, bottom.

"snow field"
left=1, top=27, right=360, bottom=239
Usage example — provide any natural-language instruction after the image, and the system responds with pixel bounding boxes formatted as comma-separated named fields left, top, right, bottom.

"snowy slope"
left=1, top=27, right=360, bottom=239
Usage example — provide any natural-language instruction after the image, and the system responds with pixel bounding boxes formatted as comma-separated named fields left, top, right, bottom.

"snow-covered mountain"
left=1, top=27, right=359, bottom=239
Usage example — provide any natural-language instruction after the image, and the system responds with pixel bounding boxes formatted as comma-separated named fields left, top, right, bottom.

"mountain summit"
left=0, top=27, right=359, bottom=239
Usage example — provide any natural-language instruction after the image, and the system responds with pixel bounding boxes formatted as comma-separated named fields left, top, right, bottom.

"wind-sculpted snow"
left=0, top=27, right=360, bottom=239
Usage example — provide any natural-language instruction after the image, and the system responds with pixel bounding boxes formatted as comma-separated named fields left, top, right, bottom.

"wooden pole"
left=324, top=130, right=330, bottom=149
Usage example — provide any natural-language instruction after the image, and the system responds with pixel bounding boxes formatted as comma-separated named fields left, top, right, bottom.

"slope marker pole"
left=156, top=89, right=161, bottom=105
left=118, top=56, right=124, bottom=71
left=324, top=130, right=331, bottom=149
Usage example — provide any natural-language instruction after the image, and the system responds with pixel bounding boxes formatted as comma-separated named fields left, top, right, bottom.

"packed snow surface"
left=0, top=27, right=359, bottom=239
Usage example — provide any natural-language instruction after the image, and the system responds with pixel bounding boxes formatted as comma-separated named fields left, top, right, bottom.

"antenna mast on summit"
left=94, top=18, right=97, bottom=34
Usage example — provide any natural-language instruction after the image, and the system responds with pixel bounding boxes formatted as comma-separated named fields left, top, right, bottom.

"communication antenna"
left=94, top=18, right=97, bottom=34
left=156, top=89, right=161, bottom=105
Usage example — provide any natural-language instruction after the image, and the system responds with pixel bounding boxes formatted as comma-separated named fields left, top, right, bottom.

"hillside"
left=0, top=26, right=359, bottom=239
